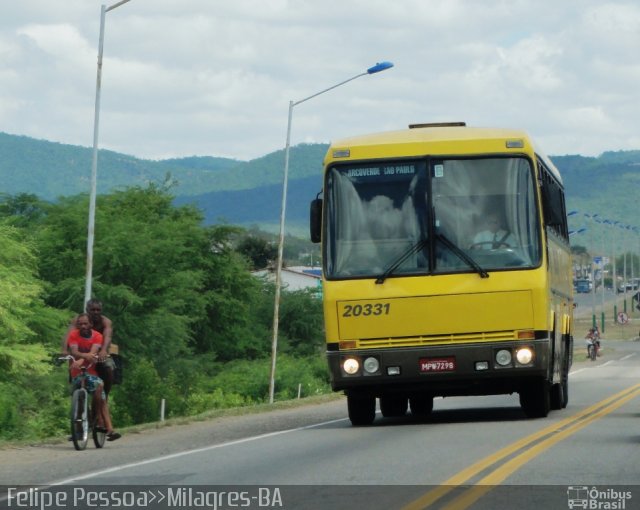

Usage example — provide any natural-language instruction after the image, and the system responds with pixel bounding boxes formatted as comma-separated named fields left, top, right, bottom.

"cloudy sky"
left=1, top=0, right=640, bottom=161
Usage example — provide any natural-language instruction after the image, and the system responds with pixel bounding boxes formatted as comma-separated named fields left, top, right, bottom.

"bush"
left=110, top=359, right=164, bottom=426
left=0, top=383, right=19, bottom=438
left=269, top=354, right=330, bottom=400
left=208, top=354, right=330, bottom=403
left=0, top=374, right=69, bottom=441
left=185, top=388, right=250, bottom=415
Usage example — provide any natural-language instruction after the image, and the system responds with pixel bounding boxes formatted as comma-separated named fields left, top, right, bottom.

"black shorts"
left=96, top=360, right=113, bottom=381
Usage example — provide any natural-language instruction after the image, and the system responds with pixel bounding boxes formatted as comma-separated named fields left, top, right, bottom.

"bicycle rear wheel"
left=71, top=389, right=89, bottom=451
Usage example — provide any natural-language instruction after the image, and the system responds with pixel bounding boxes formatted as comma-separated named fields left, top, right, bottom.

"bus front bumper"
left=327, top=340, right=550, bottom=397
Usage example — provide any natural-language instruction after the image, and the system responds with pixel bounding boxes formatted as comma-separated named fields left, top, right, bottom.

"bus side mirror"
left=310, top=198, right=322, bottom=243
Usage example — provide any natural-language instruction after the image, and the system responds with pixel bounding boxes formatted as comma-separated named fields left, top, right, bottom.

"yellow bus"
left=310, top=122, right=574, bottom=425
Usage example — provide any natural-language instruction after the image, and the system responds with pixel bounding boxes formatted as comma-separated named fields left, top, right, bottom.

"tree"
left=0, top=223, right=65, bottom=378
left=571, top=244, right=591, bottom=279
left=0, top=192, right=48, bottom=228
left=277, top=289, right=324, bottom=356
left=192, top=225, right=271, bottom=360
left=33, top=184, right=276, bottom=370
left=236, top=234, right=277, bottom=270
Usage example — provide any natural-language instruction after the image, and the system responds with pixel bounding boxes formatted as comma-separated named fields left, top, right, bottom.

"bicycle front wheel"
left=92, top=406, right=106, bottom=449
left=71, top=389, right=89, bottom=451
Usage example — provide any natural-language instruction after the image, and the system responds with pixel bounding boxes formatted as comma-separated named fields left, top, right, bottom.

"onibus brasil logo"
left=567, top=486, right=633, bottom=509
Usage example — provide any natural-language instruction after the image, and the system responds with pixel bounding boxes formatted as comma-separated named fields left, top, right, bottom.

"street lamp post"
left=610, top=221, right=620, bottom=319
left=622, top=225, right=629, bottom=313
left=84, top=0, right=132, bottom=306
left=598, top=217, right=610, bottom=332
left=583, top=211, right=600, bottom=327
left=268, top=61, right=394, bottom=404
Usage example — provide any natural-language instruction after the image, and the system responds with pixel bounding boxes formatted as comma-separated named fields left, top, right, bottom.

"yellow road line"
left=402, top=382, right=640, bottom=510
left=443, top=386, right=640, bottom=510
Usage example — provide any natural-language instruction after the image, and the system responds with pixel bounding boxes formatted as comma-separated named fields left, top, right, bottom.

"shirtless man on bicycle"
left=67, top=313, right=121, bottom=441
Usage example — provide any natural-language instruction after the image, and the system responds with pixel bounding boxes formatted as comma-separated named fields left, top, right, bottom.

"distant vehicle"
left=575, top=279, right=592, bottom=293
left=617, top=279, right=640, bottom=293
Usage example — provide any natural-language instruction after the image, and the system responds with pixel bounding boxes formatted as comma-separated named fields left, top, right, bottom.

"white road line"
left=48, top=417, right=348, bottom=486
left=572, top=352, right=637, bottom=375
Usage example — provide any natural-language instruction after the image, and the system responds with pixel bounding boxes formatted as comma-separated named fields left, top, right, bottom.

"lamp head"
left=367, top=61, right=394, bottom=74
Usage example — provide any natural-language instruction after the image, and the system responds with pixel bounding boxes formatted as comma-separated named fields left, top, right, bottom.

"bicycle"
left=585, top=329, right=601, bottom=362
left=55, top=355, right=107, bottom=450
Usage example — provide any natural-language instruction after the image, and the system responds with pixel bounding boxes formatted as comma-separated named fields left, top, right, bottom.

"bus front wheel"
left=519, top=379, right=551, bottom=418
left=347, top=394, right=376, bottom=426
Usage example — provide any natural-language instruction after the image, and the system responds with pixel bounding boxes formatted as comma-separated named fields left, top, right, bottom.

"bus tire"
left=380, top=396, right=408, bottom=417
left=551, top=342, right=570, bottom=410
left=347, top=394, right=376, bottom=426
left=519, top=379, right=550, bottom=418
left=409, top=395, right=434, bottom=418
left=550, top=381, right=565, bottom=411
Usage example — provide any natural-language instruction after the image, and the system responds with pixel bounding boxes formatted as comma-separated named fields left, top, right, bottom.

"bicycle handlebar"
left=45, top=352, right=109, bottom=367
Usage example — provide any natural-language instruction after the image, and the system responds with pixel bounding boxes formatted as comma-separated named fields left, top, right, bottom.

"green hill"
left=0, top=132, right=326, bottom=198
left=553, top=152, right=640, bottom=220
left=1, top=131, right=639, bottom=237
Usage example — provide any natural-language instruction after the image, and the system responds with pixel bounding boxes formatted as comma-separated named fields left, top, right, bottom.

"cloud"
left=1, top=0, right=640, bottom=160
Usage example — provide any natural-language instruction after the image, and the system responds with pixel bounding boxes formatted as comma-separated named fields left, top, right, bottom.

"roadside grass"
left=0, top=392, right=344, bottom=450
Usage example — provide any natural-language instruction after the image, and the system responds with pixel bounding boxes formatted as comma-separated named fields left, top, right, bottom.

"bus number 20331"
left=342, top=303, right=391, bottom=317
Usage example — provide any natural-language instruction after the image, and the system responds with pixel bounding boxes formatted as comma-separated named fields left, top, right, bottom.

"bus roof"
left=325, top=124, right=563, bottom=183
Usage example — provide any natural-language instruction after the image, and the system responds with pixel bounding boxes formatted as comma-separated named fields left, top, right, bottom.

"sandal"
left=106, top=431, right=121, bottom=441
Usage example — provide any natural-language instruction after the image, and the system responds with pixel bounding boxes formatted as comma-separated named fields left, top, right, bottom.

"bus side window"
left=539, top=163, right=568, bottom=240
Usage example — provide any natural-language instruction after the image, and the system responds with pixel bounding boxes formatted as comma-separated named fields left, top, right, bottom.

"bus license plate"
left=419, top=357, right=456, bottom=372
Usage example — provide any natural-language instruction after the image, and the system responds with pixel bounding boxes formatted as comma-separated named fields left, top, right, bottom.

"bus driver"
left=471, top=212, right=516, bottom=249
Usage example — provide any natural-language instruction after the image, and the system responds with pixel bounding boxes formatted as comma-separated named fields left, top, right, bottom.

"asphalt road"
left=1, top=340, right=639, bottom=510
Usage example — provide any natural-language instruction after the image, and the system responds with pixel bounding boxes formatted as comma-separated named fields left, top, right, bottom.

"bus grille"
left=354, top=330, right=518, bottom=349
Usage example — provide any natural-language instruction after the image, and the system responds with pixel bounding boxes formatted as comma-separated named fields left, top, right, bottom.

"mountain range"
left=1, top=131, right=639, bottom=236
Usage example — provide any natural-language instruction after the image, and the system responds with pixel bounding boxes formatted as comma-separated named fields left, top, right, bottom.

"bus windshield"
left=324, top=157, right=541, bottom=279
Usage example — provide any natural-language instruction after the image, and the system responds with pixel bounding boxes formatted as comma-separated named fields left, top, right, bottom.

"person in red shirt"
left=67, top=313, right=120, bottom=441
left=62, top=299, right=115, bottom=396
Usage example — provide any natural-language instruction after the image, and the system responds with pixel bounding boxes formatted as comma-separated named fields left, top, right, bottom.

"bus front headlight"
left=516, top=347, right=534, bottom=365
left=342, top=357, right=360, bottom=375
left=363, top=357, right=380, bottom=374
left=495, top=349, right=512, bottom=367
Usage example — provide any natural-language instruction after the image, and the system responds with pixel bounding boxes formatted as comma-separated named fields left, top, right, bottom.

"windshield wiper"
left=375, top=234, right=489, bottom=284
left=375, top=239, right=429, bottom=284
left=437, top=233, right=489, bottom=278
